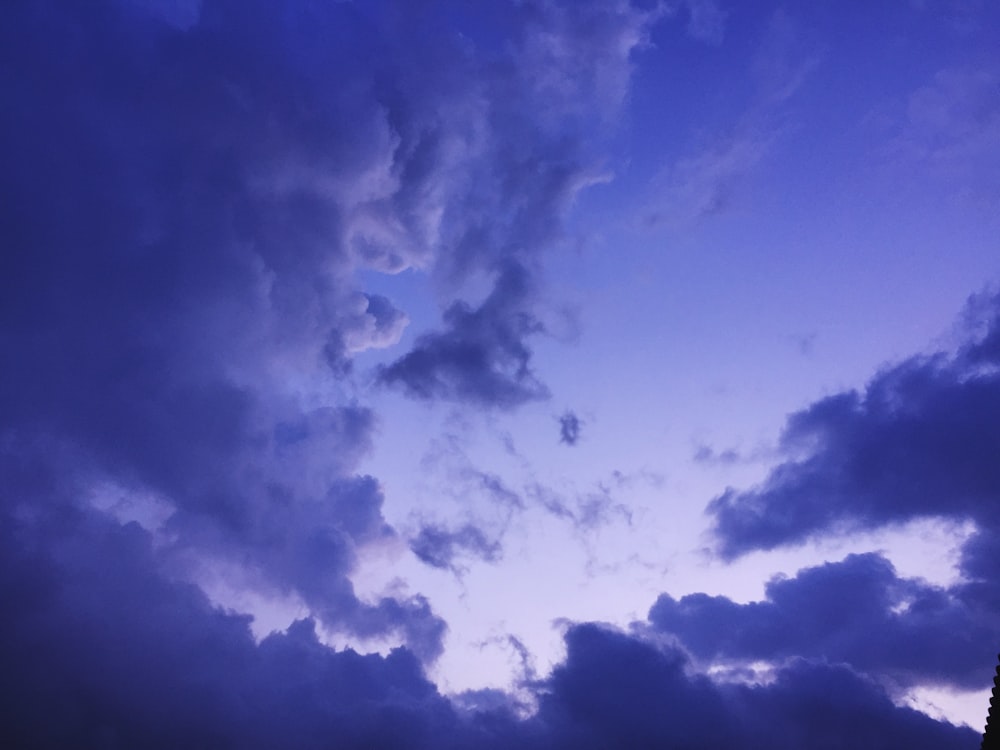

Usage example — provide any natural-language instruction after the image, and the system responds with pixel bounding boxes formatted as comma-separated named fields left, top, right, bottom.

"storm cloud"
left=0, top=509, right=976, bottom=750
left=1, top=0, right=994, bottom=746
left=0, top=0, right=657, bottom=654
left=708, top=290, right=1000, bottom=574
left=650, top=552, right=1000, bottom=691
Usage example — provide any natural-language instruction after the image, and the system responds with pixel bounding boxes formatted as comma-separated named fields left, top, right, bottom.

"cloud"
left=526, top=478, right=633, bottom=533
left=410, top=523, right=503, bottom=575
left=645, top=130, right=772, bottom=226
left=704, top=289, right=1000, bottom=706
left=0, top=507, right=976, bottom=749
left=961, top=285, right=1000, bottom=365
left=377, top=262, right=550, bottom=409
left=327, top=293, right=411, bottom=373
left=0, top=501, right=451, bottom=748
left=2, top=1, right=991, bottom=745
left=870, top=63, right=1000, bottom=208
left=708, top=289, right=1000, bottom=563
left=532, top=623, right=975, bottom=749
left=373, top=0, right=659, bottom=408
left=0, top=0, right=646, bottom=661
left=0, top=0, right=664, bottom=657
left=679, top=0, right=728, bottom=45
left=693, top=444, right=742, bottom=465
left=644, top=9, right=818, bottom=227
left=692, top=440, right=777, bottom=467
left=558, top=411, right=583, bottom=445
left=1, top=0, right=506, bottom=654
left=509, top=0, right=661, bottom=127
left=891, top=66, right=1000, bottom=166
left=649, top=552, right=1000, bottom=691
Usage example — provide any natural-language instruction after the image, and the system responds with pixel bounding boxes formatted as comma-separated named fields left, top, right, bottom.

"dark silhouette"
left=984, top=653, right=1000, bottom=749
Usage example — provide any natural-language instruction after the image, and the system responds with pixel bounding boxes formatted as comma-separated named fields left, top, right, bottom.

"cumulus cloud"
left=0, top=0, right=663, bottom=657
left=0, top=510, right=976, bottom=750
left=369, top=0, right=659, bottom=408
left=709, top=289, right=1000, bottom=563
left=1, top=0, right=499, bottom=654
left=650, top=552, right=1000, bottom=691
left=0, top=0, right=660, bottom=674
left=533, top=623, right=974, bottom=749
left=3, top=0, right=993, bottom=745
left=704, top=289, right=1000, bottom=711
left=0, top=502, right=451, bottom=747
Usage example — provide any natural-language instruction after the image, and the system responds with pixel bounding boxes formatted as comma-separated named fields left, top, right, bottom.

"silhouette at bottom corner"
left=983, top=652, right=1000, bottom=750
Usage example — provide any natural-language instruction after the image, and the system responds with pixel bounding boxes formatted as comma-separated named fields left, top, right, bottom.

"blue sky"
left=2, top=0, right=999, bottom=746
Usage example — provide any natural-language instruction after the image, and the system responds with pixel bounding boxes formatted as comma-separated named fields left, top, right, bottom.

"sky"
left=2, top=0, right=999, bottom=747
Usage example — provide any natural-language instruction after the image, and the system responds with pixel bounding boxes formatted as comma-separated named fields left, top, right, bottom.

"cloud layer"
left=2, top=1, right=995, bottom=746
left=0, top=0, right=656, bottom=655
left=0, top=505, right=977, bottom=749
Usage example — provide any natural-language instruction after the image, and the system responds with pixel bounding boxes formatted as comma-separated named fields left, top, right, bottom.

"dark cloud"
left=0, top=0, right=656, bottom=657
left=531, top=623, right=974, bottom=750
left=724, top=657, right=976, bottom=750
left=0, top=502, right=452, bottom=749
left=649, top=552, right=1000, bottom=691
left=0, top=508, right=975, bottom=750
left=697, top=289, right=1000, bottom=712
left=558, top=411, right=582, bottom=445
left=709, top=290, right=1000, bottom=569
left=410, top=523, right=503, bottom=574
left=962, top=287, right=1000, bottom=366
left=378, top=262, right=550, bottom=409
left=2, top=0, right=990, bottom=744
left=373, top=0, right=659, bottom=408
left=5, top=467, right=968, bottom=748
left=1, top=0, right=492, bottom=654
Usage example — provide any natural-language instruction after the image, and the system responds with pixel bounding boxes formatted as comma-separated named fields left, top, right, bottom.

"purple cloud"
left=0, top=506, right=976, bottom=748
left=410, top=523, right=503, bottom=574
left=1, top=0, right=995, bottom=746
left=378, top=262, right=550, bottom=409
left=558, top=411, right=583, bottom=445
left=650, top=552, right=1000, bottom=690
left=709, top=290, right=1000, bottom=568
left=0, top=0, right=662, bottom=656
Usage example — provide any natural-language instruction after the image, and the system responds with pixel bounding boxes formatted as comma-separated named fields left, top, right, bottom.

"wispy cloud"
left=410, top=522, right=503, bottom=575
left=644, top=10, right=819, bottom=227
left=876, top=65, right=1000, bottom=207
